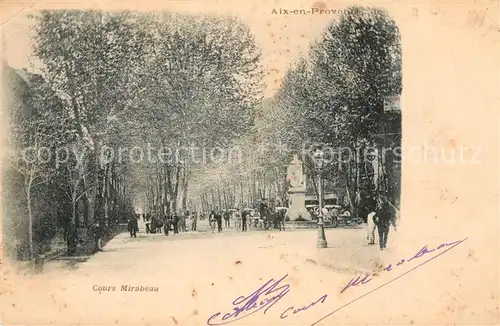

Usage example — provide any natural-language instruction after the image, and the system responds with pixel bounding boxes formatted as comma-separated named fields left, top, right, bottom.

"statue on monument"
left=286, top=155, right=305, bottom=191
left=286, top=155, right=310, bottom=220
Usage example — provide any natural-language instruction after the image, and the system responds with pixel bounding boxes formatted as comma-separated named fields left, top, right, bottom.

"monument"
left=286, top=155, right=310, bottom=220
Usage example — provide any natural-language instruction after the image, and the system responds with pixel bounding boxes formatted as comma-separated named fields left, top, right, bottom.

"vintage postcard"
left=1, top=0, right=498, bottom=325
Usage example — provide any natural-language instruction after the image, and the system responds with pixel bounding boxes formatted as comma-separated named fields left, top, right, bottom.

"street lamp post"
left=313, top=148, right=328, bottom=249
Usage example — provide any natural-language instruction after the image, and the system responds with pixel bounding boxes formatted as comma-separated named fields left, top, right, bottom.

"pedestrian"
left=191, top=212, right=198, bottom=231
left=331, top=206, right=339, bottom=225
left=321, top=206, right=329, bottom=219
left=367, top=210, right=377, bottom=244
left=278, top=209, right=286, bottom=231
left=216, top=211, right=223, bottom=233
left=234, top=209, right=241, bottom=231
left=182, top=213, right=188, bottom=232
left=366, top=199, right=377, bottom=245
left=185, top=211, right=191, bottom=231
left=164, top=214, right=171, bottom=236
left=223, top=210, right=230, bottom=228
left=242, top=209, right=248, bottom=232
left=209, top=210, right=216, bottom=233
left=89, top=220, right=105, bottom=252
left=156, top=216, right=163, bottom=234
left=145, top=214, right=151, bottom=234
left=373, top=200, right=397, bottom=251
left=128, top=216, right=138, bottom=238
left=173, top=214, right=180, bottom=234
left=257, top=212, right=264, bottom=230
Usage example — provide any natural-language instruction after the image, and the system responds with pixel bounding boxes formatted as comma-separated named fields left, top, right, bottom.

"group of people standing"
left=127, top=211, right=199, bottom=238
left=126, top=199, right=397, bottom=251
left=158, top=211, right=199, bottom=235
left=208, top=208, right=256, bottom=233
left=208, top=209, right=240, bottom=233
left=209, top=207, right=287, bottom=232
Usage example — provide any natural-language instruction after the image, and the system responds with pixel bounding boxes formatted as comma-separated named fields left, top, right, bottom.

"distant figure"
left=223, top=210, right=231, bottom=228
left=155, top=216, right=163, bottom=234
left=278, top=209, right=286, bottom=231
left=366, top=198, right=377, bottom=245
left=321, top=206, right=329, bottom=218
left=191, top=212, right=198, bottom=231
left=257, top=212, right=264, bottom=229
left=234, top=209, right=241, bottom=231
left=185, top=211, right=191, bottom=231
left=89, top=220, right=105, bottom=252
left=145, top=214, right=151, bottom=234
left=216, top=212, right=223, bottom=233
left=373, top=201, right=397, bottom=251
left=128, top=216, right=139, bottom=238
left=180, top=213, right=187, bottom=232
left=209, top=211, right=216, bottom=233
left=367, top=210, right=377, bottom=244
left=173, top=214, right=180, bottom=234
left=241, top=210, right=248, bottom=232
left=331, top=206, right=339, bottom=224
left=164, top=215, right=172, bottom=236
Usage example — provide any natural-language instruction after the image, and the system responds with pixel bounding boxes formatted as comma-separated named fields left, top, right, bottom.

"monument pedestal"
left=288, top=188, right=310, bottom=220
left=286, top=155, right=310, bottom=220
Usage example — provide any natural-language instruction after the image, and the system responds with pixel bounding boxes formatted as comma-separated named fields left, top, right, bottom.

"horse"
left=270, top=210, right=286, bottom=231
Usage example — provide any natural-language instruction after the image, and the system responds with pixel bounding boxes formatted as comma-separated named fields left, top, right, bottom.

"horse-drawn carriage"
left=145, top=216, right=165, bottom=234
left=256, top=204, right=286, bottom=231
left=323, top=205, right=363, bottom=227
left=306, top=204, right=363, bottom=227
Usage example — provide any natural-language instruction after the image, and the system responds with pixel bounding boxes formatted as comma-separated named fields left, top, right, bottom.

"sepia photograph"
left=1, top=1, right=498, bottom=325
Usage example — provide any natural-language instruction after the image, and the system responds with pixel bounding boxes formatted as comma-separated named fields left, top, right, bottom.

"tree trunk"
left=157, top=165, right=163, bottom=218
left=83, top=197, right=89, bottom=226
left=68, top=198, right=78, bottom=255
left=239, top=181, right=244, bottom=209
left=172, top=165, right=181, bottom=213
left=103, top=163, right=109, bottom=222
left=217, top=186, right=222, bottom=210
left=26, top=182, right=34, bottom=260
left=86, top=146, right=100, bottom=223
left=181, top=174, right=189, bottom=212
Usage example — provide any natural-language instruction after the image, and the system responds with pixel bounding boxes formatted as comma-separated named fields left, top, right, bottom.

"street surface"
left=2, top=219, right=497, bottom=326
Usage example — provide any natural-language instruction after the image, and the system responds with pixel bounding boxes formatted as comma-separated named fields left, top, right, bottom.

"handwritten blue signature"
left=280, top=294, right=328, bottom=319
left=311, top=237, right=468, bottom=326
left=206, top=274, right=328, bottom=325
left=339, top=238, right=468, bottom=294
left=207, top=237, right=467, bottom=326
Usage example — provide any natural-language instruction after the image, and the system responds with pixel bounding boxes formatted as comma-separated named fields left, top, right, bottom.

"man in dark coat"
left=172, top=214, right=180, bottom=234
left=223, top=210, right=231, bottom=228
left=89, top=220, right=105, bottom=252
left=373, top=201, right=397, bottom=251
left=191, top=212, right=198, bottom=231
left=216, top=211, right=223, bottom=233
left=241, top=209, right=248, bottom=232
left=128, top=216, right=139, bottom=238
left=164, top=214, right=172, bottom=236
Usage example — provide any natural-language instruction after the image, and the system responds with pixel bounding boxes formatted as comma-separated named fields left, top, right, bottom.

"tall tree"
left=7, top=72, right=72, bottom=259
